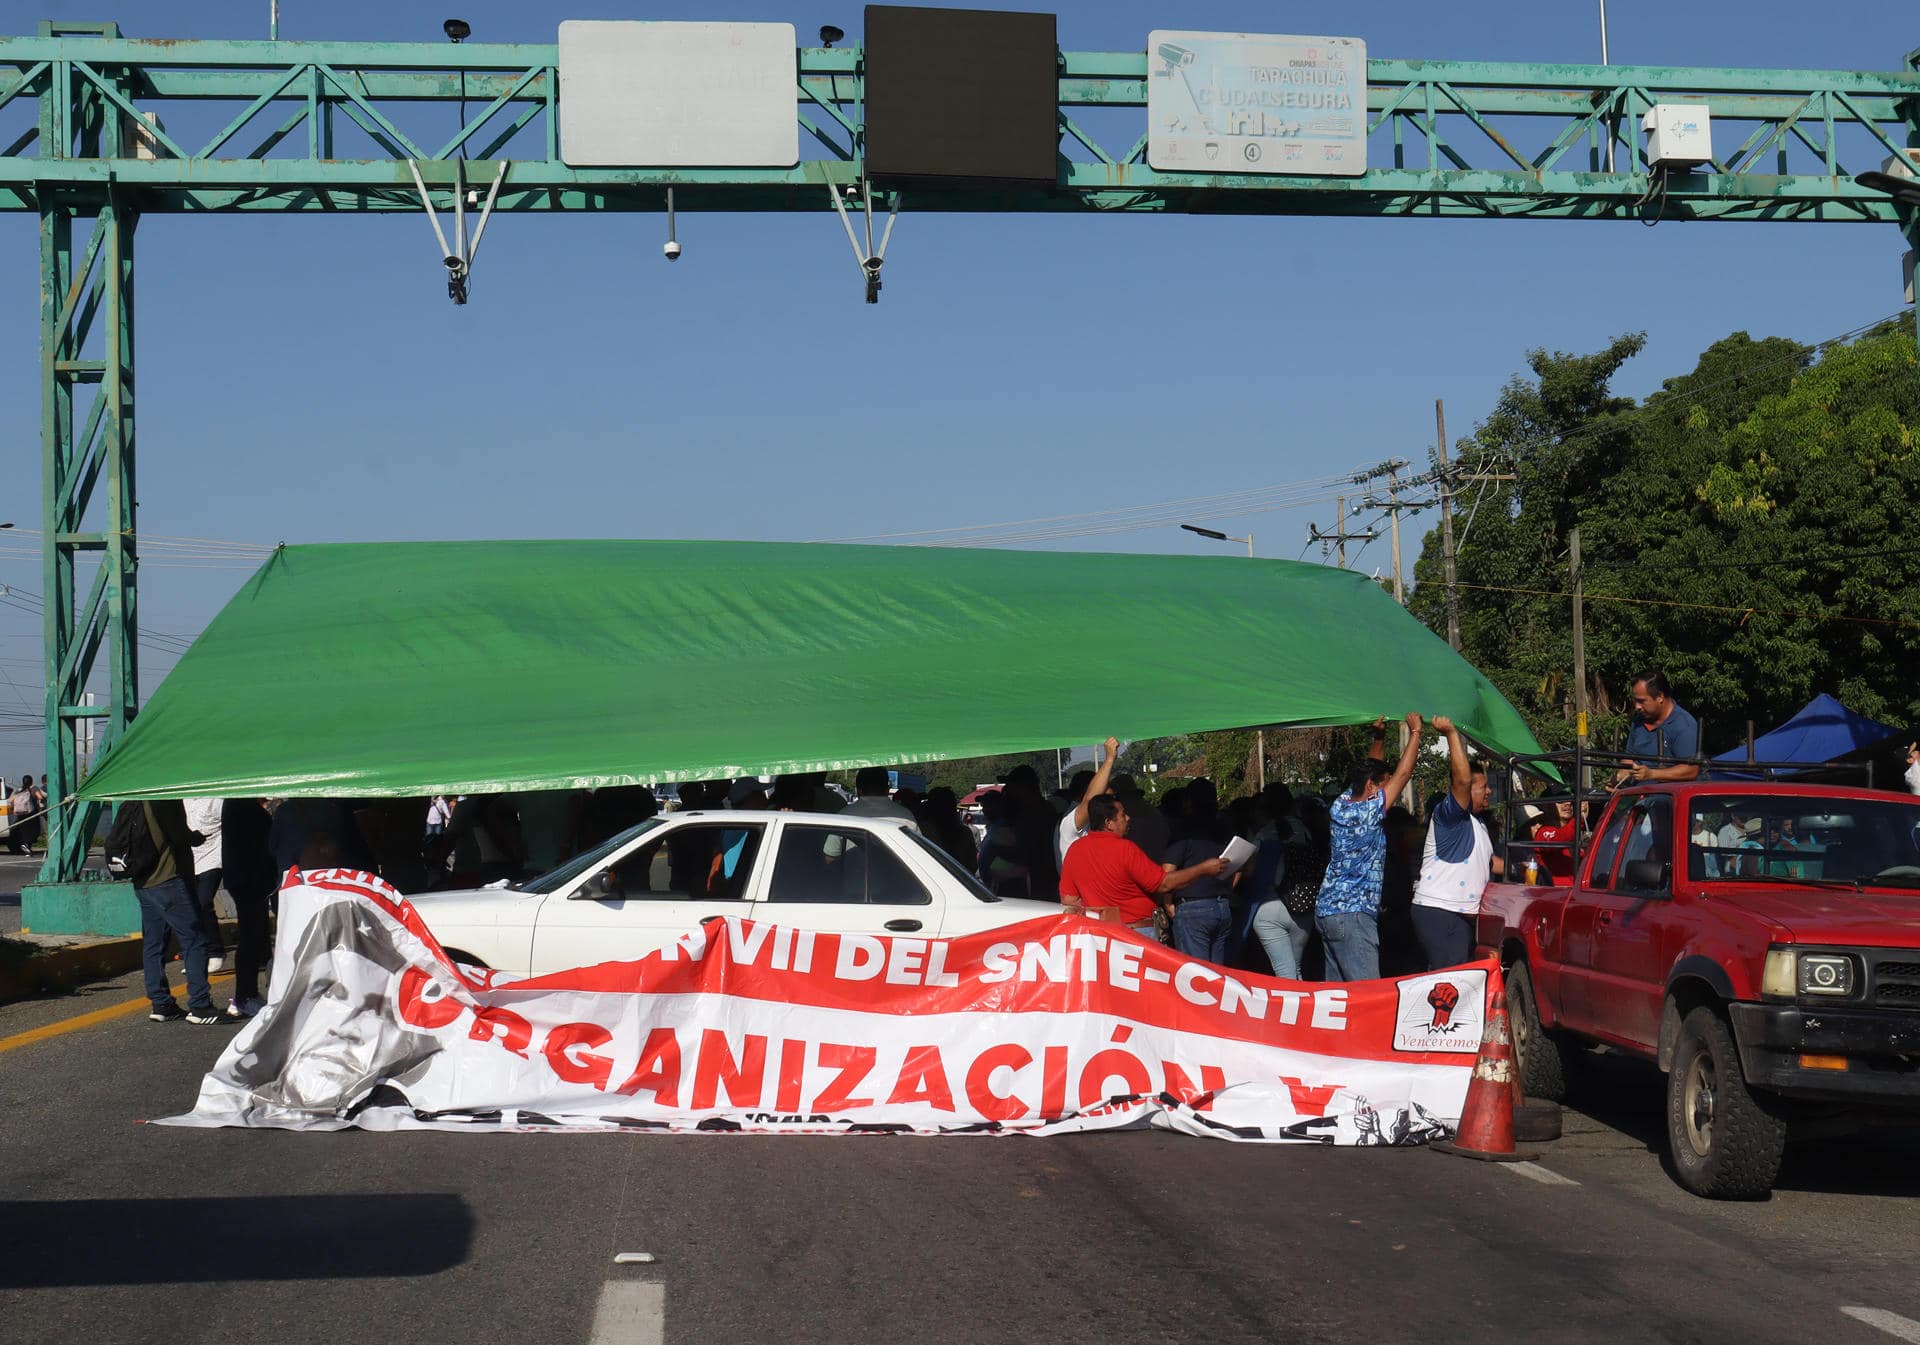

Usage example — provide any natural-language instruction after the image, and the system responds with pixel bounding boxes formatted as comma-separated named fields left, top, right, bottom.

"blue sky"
left=0, top=1, right=1914, bottom=769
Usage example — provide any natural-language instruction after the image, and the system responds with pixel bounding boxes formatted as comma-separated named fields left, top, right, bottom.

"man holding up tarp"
left=1316, top=713, right=1423, bottom=982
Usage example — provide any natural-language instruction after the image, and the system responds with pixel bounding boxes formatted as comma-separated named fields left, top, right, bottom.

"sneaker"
left=225, top=996, right=266, bottom=1019
left=149, top=1001, right=187, bottom=1023
left=184, top=1005, right=229, bottom=1025
left=207, top=955, right=227, bottom=973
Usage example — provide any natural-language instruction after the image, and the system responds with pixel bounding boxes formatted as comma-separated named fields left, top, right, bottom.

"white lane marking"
left=590, top=1280, right=665, bottom=1345
left=1506, top=1161, right=1580, bottom=1186
left=1842, top=1307, right=1920, bottom=1342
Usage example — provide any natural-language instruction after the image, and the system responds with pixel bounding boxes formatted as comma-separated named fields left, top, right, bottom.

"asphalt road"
left=4, top=969, right=1919, bottom=1345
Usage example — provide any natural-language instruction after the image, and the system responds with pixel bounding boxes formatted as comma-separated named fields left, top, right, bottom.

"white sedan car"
left=408, top=809, right=1061, bottom=977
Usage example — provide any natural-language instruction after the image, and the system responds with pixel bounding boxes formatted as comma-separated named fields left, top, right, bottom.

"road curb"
left=0, top=936, right=144, bottom=1004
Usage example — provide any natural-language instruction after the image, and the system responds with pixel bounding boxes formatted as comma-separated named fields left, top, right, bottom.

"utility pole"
left=1435, top=399, right=1461, bottom=650
left=1387, top=463, right=1405, bottom=604
left=1310, top=497, right=1377, bottom=568
left=1570, top=526, right=1589, bottom=788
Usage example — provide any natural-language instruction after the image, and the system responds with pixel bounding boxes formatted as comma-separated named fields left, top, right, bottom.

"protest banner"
left=164, top=869, right=1494, bottom=1143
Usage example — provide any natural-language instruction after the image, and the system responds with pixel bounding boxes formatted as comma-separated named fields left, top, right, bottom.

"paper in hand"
left=1218, top=835, right=1257, bottom=878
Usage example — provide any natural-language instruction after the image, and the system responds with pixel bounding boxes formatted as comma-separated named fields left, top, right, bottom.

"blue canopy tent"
left=1712, top=693, right=1902, bottom=770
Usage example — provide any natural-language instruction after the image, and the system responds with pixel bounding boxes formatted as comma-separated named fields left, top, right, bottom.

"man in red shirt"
left=1060, top=794, right=1229, bottom=936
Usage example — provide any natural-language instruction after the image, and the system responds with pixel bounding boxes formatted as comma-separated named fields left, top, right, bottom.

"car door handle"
left=1599, top=910, right=1613, bottom=924
left=884, top=919, right=923, bottom=932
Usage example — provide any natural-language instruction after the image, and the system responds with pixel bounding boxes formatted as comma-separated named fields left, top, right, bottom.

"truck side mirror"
left=1621, top=858, right=1670, bottom=892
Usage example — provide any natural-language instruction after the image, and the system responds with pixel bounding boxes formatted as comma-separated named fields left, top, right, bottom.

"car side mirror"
left=577, top=869, right=620, bottom=900
left=1621, top=858, right=1670, bottom=892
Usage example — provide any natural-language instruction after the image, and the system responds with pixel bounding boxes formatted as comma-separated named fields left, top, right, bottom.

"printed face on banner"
left=1392, top=970, right=1486, bottom=1054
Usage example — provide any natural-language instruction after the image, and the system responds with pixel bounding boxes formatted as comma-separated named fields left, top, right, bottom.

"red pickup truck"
left=1475, top=780, right=1920, bottom=1198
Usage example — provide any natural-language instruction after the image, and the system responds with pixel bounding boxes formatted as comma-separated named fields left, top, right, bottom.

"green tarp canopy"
left=78, top=540, right=1542, bottom=801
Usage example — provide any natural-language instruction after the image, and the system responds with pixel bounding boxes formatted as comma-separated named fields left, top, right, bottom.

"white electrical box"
left=1905, top=250, right=1915, bottom=307
left=1642, top=103, right=1713, bottom=169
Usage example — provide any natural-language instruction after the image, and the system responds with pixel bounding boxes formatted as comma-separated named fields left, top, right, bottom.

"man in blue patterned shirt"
left=1315, top=712, right=1424, bottom=981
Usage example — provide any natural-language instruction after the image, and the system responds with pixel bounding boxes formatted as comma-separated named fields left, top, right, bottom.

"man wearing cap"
left=1059, top=794, right=1229, bottom=939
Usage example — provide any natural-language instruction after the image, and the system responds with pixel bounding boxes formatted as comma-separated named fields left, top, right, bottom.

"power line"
left=1452, top=581, right=1920, bottom=633
left=824, top=474, right=1355, bottom=547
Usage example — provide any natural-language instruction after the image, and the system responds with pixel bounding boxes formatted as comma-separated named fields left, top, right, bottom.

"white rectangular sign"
left=1147, top=30, right=1368, bottom=176
left=558, top=21, right=798, bottom=168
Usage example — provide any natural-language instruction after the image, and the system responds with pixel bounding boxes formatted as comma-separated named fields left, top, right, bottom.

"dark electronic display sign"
left=864, top=5, right=1060, bottom=183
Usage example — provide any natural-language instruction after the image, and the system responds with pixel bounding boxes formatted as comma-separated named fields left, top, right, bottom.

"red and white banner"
left=163, top=869, right=1498, bottom=1143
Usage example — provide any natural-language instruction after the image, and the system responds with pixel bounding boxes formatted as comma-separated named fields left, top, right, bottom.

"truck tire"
left=1507, top=960, right=1572, bottom=1103
left=1666, top=1005, right=1787, bottom=1200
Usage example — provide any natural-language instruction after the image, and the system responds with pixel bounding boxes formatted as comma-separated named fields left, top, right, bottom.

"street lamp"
left=1179, top=522, right=1264, bottom=788
left=1180, top=522, right=1253, bottom=558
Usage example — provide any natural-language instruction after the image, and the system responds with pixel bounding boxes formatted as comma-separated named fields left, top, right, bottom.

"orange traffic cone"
left=1432, top=986, right=1540, bottom=1163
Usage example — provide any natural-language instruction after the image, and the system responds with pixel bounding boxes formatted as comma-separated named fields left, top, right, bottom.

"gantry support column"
left=23, top=20, right=140, bottom=934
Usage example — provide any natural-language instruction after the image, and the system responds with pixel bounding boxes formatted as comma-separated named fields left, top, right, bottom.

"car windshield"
left=518, top=818, right=667, bottom=894
left=1687, top=794, right=1920, bottom=889
left=904, top=830, right=1001, bottom=902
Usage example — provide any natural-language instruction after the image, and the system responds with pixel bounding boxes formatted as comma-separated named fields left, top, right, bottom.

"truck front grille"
left=1869, top=954, right=1920, bottom=1009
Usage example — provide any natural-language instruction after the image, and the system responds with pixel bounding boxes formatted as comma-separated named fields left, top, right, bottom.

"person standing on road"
left=7, top=776, right=37, bottom=854
left=1614, top=669, right=1701, bottom=786
left=1059, top=794, right=1229, bottom=941
left=220, top=797, right=276, bottom=1018
left=184, top=797, right=226, bottom=973
left=1411, top=717, right=1501, bottom=971
left=1905, top=743, right=1920, bottom=797
left=131, top=800, right=226, bottom=1025
left=1315, top=713, right=1423, bottom=981
left=1109, top=774, right=1168, bottom=864
left=843, top=767, right=919, bottom=827
left=1055, top=737, right=1122, bottom=866
left=1163, top=824, right=1237, bottom=964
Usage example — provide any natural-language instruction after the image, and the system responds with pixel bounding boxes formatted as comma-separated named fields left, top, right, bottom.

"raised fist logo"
left=1426, top=981, right=1461, bottom=1031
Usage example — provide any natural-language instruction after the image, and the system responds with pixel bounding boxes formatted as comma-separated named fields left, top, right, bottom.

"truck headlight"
left=1762, top=949, right=1797, bottom=998
left=1797, top=954, right=1856, bottom=997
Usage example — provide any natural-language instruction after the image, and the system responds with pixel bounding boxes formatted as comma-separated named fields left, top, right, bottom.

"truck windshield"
left=1687, top=795, right=1920, bottom=888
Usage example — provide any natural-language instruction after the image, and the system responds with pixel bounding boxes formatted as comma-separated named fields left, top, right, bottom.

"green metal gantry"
left=1, top=21, right=1916, bottom=927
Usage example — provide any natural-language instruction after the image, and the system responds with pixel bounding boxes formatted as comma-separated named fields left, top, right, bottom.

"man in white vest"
left=1411, top=716, right=1502, bottom=970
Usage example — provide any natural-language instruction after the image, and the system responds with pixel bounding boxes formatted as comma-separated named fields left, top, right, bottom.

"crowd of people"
left=122, top=664, right=1783, bottom=1026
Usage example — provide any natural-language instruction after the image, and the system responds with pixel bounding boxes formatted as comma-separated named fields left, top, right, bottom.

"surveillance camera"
left=442, top=255, right=465, bottom=273
left=861, top=255, right=882, bottom=274
left=663, top=240, right=682, bottom=262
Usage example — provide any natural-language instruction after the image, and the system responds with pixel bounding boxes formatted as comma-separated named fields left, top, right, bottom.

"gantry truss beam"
left=1, top=33, right=1918, bottom=220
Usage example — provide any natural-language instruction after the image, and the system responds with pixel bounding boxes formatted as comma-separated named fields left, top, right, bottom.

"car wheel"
left=1507, top=959, right=1571, bottom=1103
left=1666, top=1005, right=1786, bottom=1199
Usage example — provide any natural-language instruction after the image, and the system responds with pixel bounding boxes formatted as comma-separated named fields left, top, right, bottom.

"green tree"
left=1413, top=321, right=1920, bottom=755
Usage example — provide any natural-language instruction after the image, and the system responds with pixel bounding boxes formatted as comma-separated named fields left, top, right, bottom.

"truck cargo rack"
left=1483, top=745, right=1875, bottom=884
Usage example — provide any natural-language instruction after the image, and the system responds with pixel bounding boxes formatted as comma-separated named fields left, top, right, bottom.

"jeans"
left=1171, top=895, right=1231, bottom=963
left=229, top=885, right=273, bottom=1004
left=1411, top=904, right=1475, bottom=971
left=1316, top=909, right=1380, bottom=982
left=192, top=867, right=225, bottom=959
left=137, top=876, right=212, bottom=1012
left=1252, top=900, right=1312, bottom=979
